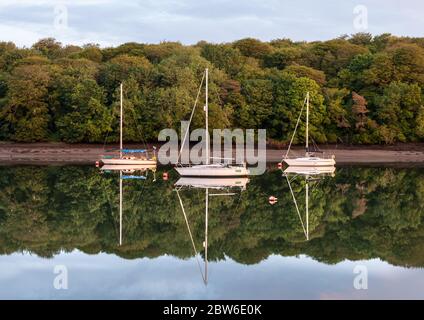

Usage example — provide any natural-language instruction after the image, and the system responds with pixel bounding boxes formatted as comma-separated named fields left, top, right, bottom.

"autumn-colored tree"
left=351, top=91, right=369, bottom=130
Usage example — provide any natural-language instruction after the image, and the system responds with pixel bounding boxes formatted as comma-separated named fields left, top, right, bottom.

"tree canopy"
left=0, top=34, right=423, bottom=144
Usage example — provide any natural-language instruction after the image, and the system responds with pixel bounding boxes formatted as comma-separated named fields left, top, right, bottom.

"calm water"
left=0, top=165, right=423, bottom=299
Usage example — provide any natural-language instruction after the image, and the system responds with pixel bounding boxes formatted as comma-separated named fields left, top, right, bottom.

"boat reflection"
left=283, top=166, right=335, bottom=241
left=100, top=164, right=157, bottom=174
left=101, top=165, right=156, bottom=245
left=175, top=177, right=249, bottom=190
left=283, top=166, right=336, bottom=176
left=174, top=177, right=249, bottom=285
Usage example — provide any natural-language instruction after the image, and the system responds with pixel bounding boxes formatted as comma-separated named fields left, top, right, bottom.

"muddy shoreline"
left=0, top=142, right=423, bottom=166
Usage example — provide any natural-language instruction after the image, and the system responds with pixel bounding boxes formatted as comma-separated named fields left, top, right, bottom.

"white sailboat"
left=98, top=83, right=157, bottom=166
left=175, top=68, right=249, bottom=177
left=283, top=92, right=335, bottom=167
left=174, top=177, right=248, bottom=284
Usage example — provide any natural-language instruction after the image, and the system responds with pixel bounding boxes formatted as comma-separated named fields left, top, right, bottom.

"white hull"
left=175, top=164, right=249, bottom=177
left=284, top=157, right=335, bottom=167
left=101, top=164, right=157, bottom=171
left=101, top=158, right=157, bottom=166
left=175, top=177, right=249, bottom=189
left=283, top=166, right=336, bottom=176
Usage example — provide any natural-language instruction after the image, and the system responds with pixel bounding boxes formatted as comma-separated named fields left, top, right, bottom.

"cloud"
left=0, top=0, right=423, bottom=47
left=0, top=0, right=113, bottom=7
left=1, top=252, right=424, bottom=299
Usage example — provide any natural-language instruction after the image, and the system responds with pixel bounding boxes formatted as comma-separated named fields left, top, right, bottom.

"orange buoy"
left=162, top=172, right=169, bottom=181
left=277, top=162, right=283, bottom=169
left=269, top=196, right=278, bottom=205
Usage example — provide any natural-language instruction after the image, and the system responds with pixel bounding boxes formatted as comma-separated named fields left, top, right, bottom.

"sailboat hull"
left=283, top=166, right=336, bottom=175
left=284, top=157, right=335, bottom=167
left=175, top=177, right=249, bottom=189
left=175, top=164, right=249, bottom=177
left=100, top=164, right=157, bottom=171
left=101, top=158, right=157, bottom=166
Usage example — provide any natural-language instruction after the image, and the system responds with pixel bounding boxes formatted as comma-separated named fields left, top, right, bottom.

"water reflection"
left=283, top=166, right=336, bottom=241
left=100, top=165, right=156, bottom=246
left=174, top=177, right=249, bottom=284
left=0, top=165, right=423, bottom=293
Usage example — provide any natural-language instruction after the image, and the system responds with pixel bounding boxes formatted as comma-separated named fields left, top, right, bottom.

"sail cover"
left=121, top=149, right=147, bottom=153
left=121, top=175, right=147, bottom=180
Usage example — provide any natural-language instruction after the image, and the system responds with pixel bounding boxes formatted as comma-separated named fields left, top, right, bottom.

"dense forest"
left=0, top=33, right=424, bottom=144
left=0, top=166, right=423, bottom=268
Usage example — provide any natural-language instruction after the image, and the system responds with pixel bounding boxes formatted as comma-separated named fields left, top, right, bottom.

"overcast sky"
left=0, top=0, right=423, bottom=47
left=1, top=251, right=424, bottom=299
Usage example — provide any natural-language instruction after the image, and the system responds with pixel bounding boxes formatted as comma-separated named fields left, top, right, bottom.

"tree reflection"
left=0, top=166, right=423, bottom=267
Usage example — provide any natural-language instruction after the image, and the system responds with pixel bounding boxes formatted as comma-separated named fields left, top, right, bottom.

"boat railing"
left=283, top=153, right=335, bottom=160
left=176, top=157, right=247, bottom=167
left=210, top=156, right=246, bottom=166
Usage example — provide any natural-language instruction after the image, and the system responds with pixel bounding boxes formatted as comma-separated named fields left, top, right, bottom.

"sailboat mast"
left=205, top=187, right=208, bottom=284
left=120, top=83, right=123, bottom=159
left=306, top=91, right=309, bottom=157
left=205, top=68, right=209, bottom=165
left=119, top=170, right=123, bottom=246
left=305, top=177, right=309, bottom=241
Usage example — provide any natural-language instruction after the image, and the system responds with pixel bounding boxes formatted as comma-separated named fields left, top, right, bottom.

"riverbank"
left=0, top=142, right=423, bottom=165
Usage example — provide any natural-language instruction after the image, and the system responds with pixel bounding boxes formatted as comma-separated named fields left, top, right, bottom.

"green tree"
left=56, top=79, right=112, bottom=142
left=99, top=54, right=152, bottom=104
left=32, top=38, right=63, bottom=60
left=272, top=72, right=327, bottom=142
left=375, top=82, right=423, bottom=142
left=0, top=36, right=424, bottom=144
left=239, top=79, right=273, bottom=128
left=200, top=43, right=244, bottom=77
left=263, top=47, right=302, bottom=69
left=284, top=65, right=326, bottom=86
left=324, top=87, right=350, bottom=143
left=233, top=38, right=273, bottom=59
left=348, top=33, right=373, bottom=46
left=0, top=57, right=53, bottom=141
left=304, top=39, right=368, bottom=78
